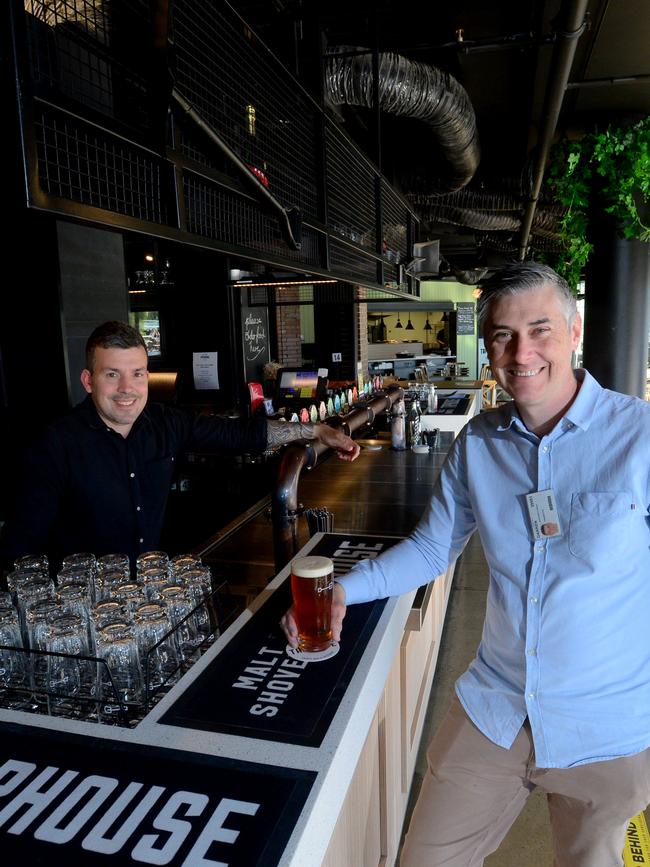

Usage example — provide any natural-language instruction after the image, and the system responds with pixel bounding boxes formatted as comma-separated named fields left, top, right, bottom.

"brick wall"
left=356, top=286, right=368, bottom=382
left=274, top=286, right=302, bottom=366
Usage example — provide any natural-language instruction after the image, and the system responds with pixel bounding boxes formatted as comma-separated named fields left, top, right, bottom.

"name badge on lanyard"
left=526, top=489, right=561, bottom=540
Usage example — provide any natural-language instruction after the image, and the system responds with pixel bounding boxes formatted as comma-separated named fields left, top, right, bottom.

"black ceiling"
left=231, top=0, right=650, bottom=274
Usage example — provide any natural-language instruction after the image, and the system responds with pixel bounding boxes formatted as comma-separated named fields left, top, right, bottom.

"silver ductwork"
left=325, top=47, right=480, bottom=193
left=412, top=188, right=566, bottom=241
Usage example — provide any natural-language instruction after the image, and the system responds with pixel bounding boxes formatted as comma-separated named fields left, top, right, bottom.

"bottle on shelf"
left=427, top=383, right=438, bottom=414
left=406, top=399, right=421, bottom=447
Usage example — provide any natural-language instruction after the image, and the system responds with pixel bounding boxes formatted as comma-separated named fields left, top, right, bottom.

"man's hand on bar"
left=281, top=581, right=347, bottom=648
left=313, top=423, right=361, bottom=461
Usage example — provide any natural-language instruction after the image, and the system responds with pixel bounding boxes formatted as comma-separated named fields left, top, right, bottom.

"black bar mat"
left=161, top=533, right=401, bottom=746
left=0, top=721, right=315, bottom=866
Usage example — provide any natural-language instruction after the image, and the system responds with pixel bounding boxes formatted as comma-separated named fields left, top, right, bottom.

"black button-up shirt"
left=2, top=397, right=267, bottom=569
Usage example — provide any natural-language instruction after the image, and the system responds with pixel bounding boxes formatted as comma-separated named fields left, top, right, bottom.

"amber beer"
left=290, top=555, right=334, bottom=652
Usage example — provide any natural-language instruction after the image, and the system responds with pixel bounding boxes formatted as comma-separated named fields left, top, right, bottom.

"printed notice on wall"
left=193, top=351, right=219, bottom=390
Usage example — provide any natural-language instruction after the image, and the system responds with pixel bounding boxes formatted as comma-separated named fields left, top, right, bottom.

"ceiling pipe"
left=517, top=0, right=590, bottom=260
left=566, top=73, right=650, bottom=89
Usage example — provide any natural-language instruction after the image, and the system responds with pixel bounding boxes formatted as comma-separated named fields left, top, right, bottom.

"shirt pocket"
left=568, top=491, right=648, bottom=562
left=143, top=453, right=176, bottom=492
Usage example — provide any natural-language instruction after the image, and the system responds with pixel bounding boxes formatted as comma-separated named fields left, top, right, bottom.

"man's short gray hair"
left=476, top=262, right=577, bottom=335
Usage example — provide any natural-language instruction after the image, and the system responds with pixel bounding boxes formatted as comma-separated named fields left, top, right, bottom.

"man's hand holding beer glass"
left=281, top=579, right=347, bottom=649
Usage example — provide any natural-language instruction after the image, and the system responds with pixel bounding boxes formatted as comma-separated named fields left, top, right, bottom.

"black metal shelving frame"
left=9, top=0, right=420, bottom=297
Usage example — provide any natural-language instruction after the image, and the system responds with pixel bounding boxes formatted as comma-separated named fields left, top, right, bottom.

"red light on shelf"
left=246, top=164, right=269, bottom=187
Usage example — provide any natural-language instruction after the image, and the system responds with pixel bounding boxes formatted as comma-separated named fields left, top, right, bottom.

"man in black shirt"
left=2, top=321, right=359, bottom=569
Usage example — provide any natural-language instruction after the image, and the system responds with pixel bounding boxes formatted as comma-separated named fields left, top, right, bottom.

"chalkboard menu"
left=456, top=302, right=475, bottom=335
left=241, top=302, right=270, bottom=382
left=162, top=533, right=401, bottom=746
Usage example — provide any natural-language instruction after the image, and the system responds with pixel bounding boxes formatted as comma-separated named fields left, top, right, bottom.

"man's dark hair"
left=85, top=321, right=147, bottom=371
left=476, top=261, right=577, bottom=335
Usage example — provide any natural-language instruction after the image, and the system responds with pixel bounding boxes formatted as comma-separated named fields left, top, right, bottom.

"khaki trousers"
left=400, top=696, right=650, bottom=867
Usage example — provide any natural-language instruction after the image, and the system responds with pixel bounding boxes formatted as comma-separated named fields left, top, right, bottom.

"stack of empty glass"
left=0, top=549, right=222, bottom=725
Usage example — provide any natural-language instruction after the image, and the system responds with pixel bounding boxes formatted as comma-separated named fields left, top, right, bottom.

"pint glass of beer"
left=290, top=555, right=334, bottom=652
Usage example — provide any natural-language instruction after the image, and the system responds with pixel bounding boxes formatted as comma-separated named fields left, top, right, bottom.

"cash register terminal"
left=274, top=368, right=325, bottom=412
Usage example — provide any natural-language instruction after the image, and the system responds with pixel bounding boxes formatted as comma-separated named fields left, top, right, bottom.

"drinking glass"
left=169, top=554, right=202, bottom=577
left=0, top=609, right=28, bottom=706
left=24, top=598, right=61, bottom=702
left=290, top=556, right=334, bottom=652
left=180, top=567, right=215, bottom=643
left=95, top=624, right=143, bottom=724
left=96, top=553, right=130, bottom=575
left=140, top=567, right=170, bottom=586
left=89, top=599, right=130, bottom=652
left=56, top=581, right=92, bottom=642
left=44, top=613, right=94, bottom=718
left=25, top=597, right=60, bottom=650
left=6, top=568, right=45, bottom=604
left=57, top=567, right=95, bottom=603
left=15, top=575, right=56, bottom=645
left=113, top=583, right=147, bottom=618
left=136, top=551, right=169, bottom=575
left=14, top=554, right=49, bottom=573
left=96, top=568, right=131, bottom=601
left=143, top=577, right=172, bottom=603
left=61, top=551, right=97, bottom=577
left=157, top=584, right=199, bottom=662
left=133, top=602, right=179, bottom=696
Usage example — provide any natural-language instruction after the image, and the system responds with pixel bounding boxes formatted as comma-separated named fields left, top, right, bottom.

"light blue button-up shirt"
left=341, top=370, right=650, bottom=768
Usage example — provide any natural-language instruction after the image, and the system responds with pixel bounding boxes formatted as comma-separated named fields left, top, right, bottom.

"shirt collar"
left=495, top=369, right=603, bottom=434
left=79, top=395, right=104, bottom=430
left=561, top=369, right=602, bottom=431
left=78, top=395, right=150, bottom=436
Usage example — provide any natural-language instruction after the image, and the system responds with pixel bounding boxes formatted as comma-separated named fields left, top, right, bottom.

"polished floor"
left=399, top=531, right=650, bottom=866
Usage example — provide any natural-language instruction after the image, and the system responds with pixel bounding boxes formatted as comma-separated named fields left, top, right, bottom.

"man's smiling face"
left=484, top=283, right=582, bottom=430
left=80, top=345, right=149, bottom=437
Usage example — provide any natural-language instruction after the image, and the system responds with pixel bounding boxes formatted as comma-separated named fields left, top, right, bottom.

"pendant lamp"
left=424, top=313, right=432, bottom=331
left=405, top=315, right=414, bottom=331
left=395, top=314, right=403, bottom=328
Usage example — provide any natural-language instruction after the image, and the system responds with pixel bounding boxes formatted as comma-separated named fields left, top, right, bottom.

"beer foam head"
left=291, top=555, right=333, bottom=578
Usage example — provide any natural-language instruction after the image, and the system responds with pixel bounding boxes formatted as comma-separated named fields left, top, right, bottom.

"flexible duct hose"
left=326, top=47, right=480, bottom=193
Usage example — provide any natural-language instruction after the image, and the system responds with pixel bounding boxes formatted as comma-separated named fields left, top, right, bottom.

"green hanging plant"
left=543, top=115, right=650, bottom=290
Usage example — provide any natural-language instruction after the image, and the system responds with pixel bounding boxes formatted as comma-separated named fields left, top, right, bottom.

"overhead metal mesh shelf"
left=325, top=124, right=377, bottom=253
left=34, top=105, right=169, bottom=223
left=184, top=173, right=321, bottom=266
left=173, top=0, right=320, bottom=222
left=15, top=0, right=419, bottom=292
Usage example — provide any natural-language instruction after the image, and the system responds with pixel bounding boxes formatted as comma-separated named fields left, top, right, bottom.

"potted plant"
left=543, top=115, right=650, bottom=290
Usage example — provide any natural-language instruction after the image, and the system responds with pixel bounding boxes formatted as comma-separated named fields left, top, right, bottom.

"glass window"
left=129, top=311, right=161, bottom=357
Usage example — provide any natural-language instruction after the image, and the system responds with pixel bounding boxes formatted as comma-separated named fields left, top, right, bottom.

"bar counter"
left=198, top=429, right=456, bottom=595
left=0, top=433, right=457, bottom=866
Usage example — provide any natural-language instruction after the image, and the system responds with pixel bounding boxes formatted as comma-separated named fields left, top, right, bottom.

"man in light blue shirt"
left=283, top=262, right=650, bottom=866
